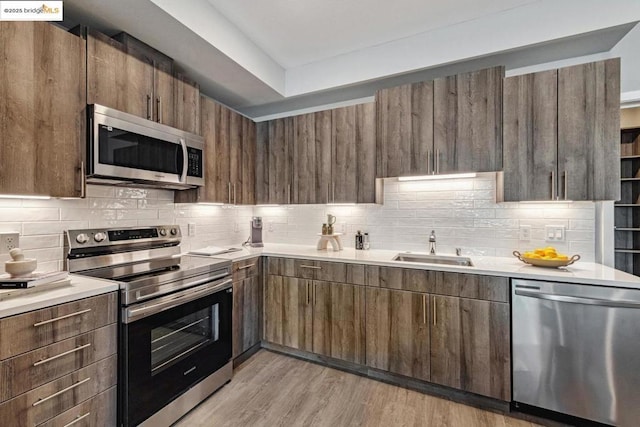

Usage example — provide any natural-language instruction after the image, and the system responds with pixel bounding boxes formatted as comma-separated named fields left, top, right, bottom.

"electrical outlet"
left=0, top=232, right=20, bottom=254
left=188, top=223, right=196, bottom=237
left=545, top=225, right=566, bottom=242
left=519, top=225, right=531, bottom=241
left=268, top=222, right=274, bottom=232
left=339, top=222, right=346, bottom=233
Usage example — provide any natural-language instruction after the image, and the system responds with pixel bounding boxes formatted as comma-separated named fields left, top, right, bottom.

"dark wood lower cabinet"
left=233, top=275, right=262, bottom=358
left=365, top=288, right=430, bottom=381
left=430, top=295, right=510, bottom=401
left=264, top=266, right=511, bottom=402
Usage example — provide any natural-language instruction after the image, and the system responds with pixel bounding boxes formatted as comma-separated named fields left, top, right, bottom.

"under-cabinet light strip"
left=397, top=173, right=477, bottom=182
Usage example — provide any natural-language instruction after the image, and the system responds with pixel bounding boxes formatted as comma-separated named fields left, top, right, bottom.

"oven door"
left=121, top=278, right=232, bottom=427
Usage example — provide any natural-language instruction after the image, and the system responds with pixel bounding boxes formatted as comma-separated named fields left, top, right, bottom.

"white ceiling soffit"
left=63, top=0, right=640, bottom=117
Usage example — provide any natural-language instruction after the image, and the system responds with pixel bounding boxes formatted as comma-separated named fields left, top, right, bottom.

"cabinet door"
left=264, top=276, right=311, bottom=351
left=153, top=60, right=174, bottom=127
left=255, top=122, right=270, bottom=204
left=174, top=74, right=200, bottom=134
left=87, top=30, right=154, bottom=120
left=312, top=281, right=366, bottom=364
left=229, top=110, right=243, bottom=205
left=502, top=70, right=558, bottom=201
left=376, top=82, right=434, bottom=178
left=558, top=59, right=620, bottom=201
left=268, top=118, right=293, bottom=204
left=459, top=299, right=510, bottom=401
left=240, top=116, right=256, bottom=205
left=430, top=295, right=461, bottom=389
left=232, top=275, right=262, bottom=358
left=292, top=112, right=331, bottom=204
left=0, top=22, right=85, bottom=198
left=434, top=66, right=503, bottom=173
left=365, top=288, right=430, bottom=381
left=332, top=103, right=377, bottom=203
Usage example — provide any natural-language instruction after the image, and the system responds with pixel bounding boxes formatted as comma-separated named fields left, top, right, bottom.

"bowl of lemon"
left=513, top=247, right=580, bottom=268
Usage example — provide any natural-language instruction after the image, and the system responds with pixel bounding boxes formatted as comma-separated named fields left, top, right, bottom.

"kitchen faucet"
left=429, top=230, right=436, bottom=255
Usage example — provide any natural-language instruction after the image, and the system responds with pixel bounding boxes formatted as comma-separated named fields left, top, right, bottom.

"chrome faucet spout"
left=428, top=230, right=436, bottom=255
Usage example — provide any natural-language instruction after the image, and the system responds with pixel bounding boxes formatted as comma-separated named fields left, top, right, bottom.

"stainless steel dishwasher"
left=512, top=279, right=640, bottom=426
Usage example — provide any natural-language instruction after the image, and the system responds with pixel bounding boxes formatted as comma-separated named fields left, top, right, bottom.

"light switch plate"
left=188, top=223, right=196, bottom=237
left=545, top=225, right=565, bottom=242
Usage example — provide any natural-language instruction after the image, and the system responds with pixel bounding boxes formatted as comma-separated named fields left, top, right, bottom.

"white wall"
left=0, top=176, right=598, bottom=273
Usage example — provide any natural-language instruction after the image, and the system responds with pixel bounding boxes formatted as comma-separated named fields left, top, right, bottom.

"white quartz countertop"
left=195, top=243, right=640, bottom=289
left=0, top=274, right=119, bottom=319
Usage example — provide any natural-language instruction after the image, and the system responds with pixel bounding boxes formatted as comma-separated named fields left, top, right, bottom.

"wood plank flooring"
left=175, top=350, right=541, bottom=427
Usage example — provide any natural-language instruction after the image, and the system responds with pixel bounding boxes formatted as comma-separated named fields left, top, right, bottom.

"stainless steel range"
left=65, top=225, right=233, bottom=427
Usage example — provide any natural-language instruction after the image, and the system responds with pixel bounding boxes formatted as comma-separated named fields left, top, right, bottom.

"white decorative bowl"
left=5, top=258, right=37, bottom=277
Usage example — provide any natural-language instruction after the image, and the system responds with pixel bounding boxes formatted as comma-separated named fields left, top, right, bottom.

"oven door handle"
left=124, top=277, right=232, bottom=323
left=134, top=270, right=230, bottom=303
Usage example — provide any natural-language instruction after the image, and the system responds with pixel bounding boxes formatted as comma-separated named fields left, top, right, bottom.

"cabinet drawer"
left=37, top=386, right=116, bottom=427
left=0, top=324, right=117, bottom=402
left=267, top=258, right=364, bottom=285
left=0, top=355, right=117, bottom=427
left=0, top=293, right=117, bottom=360
left=232, top=257, right=260, bottom=281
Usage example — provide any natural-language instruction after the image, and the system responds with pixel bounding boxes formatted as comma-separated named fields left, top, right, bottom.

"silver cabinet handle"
left=332, top=182, right=335, bottom=203
left=287, top=184, right=291, bottom=204
left=33, top=343, right=92, bottom=367
left=422, top=295, right=427, bottom=324
left=34, top=309, right=92, bottom=327
left=33, top=377, right=91, bottom=407
left=432, top=297, right=437, bottom=325
left=233, top=183, right=237, bottom=205
left=306, top=282, right=310, bottom=305
left=79, top=161, right=86, bottom=198
left=427, top=150, right=432, bottom=174
left=237, top=263, right=256, bottom=270
left=156, top=97, right=162, bottom=123
left=63, top=412, right=91, bottom=427
left=299, top=265, right=321, bottom=270
left=515, top=288, right=640, bottom=308
left=436, top=149, right=441, bottom=174
left=179, top=138, right=188, bottom=183
left=228, top=182, right=232, bottom=204
left=551, top=171, right=556, bottom=200
left=326, top=183, right=330, bottom=204
left=563, top=170, right=568, bottom=200
left=146, top=95, right=152, bottom=120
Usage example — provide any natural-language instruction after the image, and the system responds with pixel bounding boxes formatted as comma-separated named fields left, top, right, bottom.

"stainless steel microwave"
left=87, top=104, right=204, bottom=189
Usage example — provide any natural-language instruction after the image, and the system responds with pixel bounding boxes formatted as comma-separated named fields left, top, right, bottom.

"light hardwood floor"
left=175, top=350, right=541, bottom=427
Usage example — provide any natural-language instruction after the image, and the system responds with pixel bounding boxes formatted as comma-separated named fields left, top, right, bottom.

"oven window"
left=98, top=125, right=182, bottom=174
left=151, top=304, right=219, bottom=374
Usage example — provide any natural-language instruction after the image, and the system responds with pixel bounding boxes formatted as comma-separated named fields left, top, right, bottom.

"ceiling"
left=207, top=0, right=537, bottom=68
left=61, top=0, right=640, bottom=119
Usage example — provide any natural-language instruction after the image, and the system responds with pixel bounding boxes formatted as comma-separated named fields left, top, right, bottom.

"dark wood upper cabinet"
left=502, top=59, right=620, bottom=201
left=502, top=69, right=558, bottom=201
left=376, top=66, right=503, bottom=178
left=112, top=32, right=174, bottom=127
left=0, top=22, right=86, bottom=198
left=433, top=66, right=504, bottom=174
left=174, top=73, right=201, bottom=135
left=376, top=81, right=434, bottom=177
left=175, top=96, right=255, bottom=204
left=87, top=30, right=154, bottom=122
left=258, top=103, right=377, bottom=205
left=332, top=104, right=377, bottom=203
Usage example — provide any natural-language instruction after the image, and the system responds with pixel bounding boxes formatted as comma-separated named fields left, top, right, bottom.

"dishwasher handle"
left=515, top=288, right=640, bottom=309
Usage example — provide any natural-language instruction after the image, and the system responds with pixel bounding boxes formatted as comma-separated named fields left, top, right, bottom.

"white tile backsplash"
left=0, top=176, right=599, bottom=272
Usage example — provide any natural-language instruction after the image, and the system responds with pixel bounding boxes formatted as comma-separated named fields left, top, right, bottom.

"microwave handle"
left=179, top=138, right=188, bottom=182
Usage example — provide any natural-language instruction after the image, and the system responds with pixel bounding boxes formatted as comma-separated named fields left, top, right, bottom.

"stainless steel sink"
left=392, top=253, right=473, bottom=267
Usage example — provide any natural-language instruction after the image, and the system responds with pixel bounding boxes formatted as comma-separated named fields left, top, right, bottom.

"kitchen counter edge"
left=0, top=274, right=119, bottom=319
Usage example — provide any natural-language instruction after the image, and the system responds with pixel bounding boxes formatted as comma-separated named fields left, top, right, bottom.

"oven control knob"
left=75, top=233, right=89, bottom=244
left=94, top=232, right=107, bottom=242
left=159, top=228, right=167, bottom=236
left=170, top=228, right=178, bottom=236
